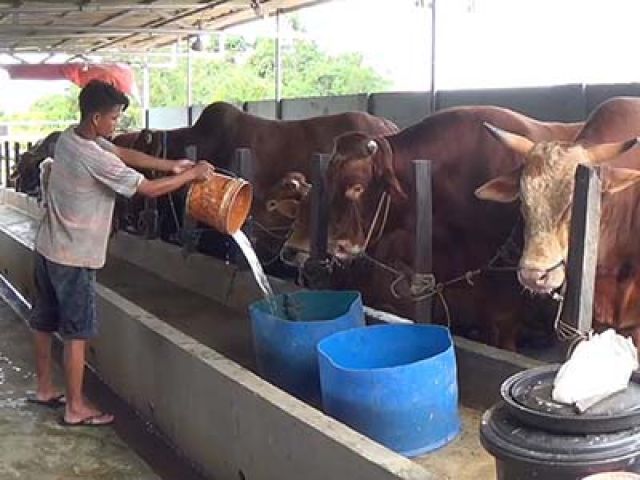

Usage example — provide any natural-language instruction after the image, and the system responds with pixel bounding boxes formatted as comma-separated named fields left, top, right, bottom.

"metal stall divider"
left=304, top=153, right=331, bottom=289
left=412, top=160, right=433, bottom=324
left=559, top=164, right=601, bottom=345
left=180, top=144, right=200, bottom=256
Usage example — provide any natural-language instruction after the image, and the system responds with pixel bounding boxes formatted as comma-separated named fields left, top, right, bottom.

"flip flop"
left=59, top=413, right=114, bottom=427
left=27, top=394, right=66, bottom=409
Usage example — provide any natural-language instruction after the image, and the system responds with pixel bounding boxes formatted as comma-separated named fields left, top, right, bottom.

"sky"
left=3, top=0, right=640, bottom=113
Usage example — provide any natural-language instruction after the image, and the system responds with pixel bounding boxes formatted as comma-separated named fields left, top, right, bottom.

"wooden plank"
left=562, top=164, right=601, bottom=334
left=309, top=153, right=331, bottom=261
left=412, top=160, right=433, bottom=324
left=2, top=141, right=8, bottom=186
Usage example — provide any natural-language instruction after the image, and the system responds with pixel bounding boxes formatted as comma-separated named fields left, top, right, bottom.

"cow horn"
left=484, top=122, right=535, bottom=157
left=366, top=139, right=378, bottom=155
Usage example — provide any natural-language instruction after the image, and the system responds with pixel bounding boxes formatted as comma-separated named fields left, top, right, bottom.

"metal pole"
left=561, top=164, right=601, bottom=334
left=412, top=160, right=433, bottom=323
left=275, top=8, right=282, bottom=103
left=303, top=153, right=332, bottom=289
left=4, top=141, right=9, bottom=186
left=142, top=57, right=150, bottom=128
left=181, top=144, right=199, bottom=256
left=309, top=153, right=331, bottom=261
left=186, top=39, right=193, bottom=107
left=430, top=0, right=437, bottom=112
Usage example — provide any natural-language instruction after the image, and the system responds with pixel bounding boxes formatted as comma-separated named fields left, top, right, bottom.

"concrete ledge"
left=93, top=285, right=431, bottom=480
left=0, top=188, right=540, bottom=477
left=453, top=336, right=543, bottom=409
left=108, top=232, right=298, bottom=313
left=0, top=188, right=431, bottom=480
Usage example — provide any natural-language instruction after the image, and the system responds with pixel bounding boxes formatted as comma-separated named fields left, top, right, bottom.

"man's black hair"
left=78, top=80, right=129, bottom=119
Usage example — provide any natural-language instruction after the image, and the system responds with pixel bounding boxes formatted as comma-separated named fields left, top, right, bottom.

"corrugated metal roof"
left=0, top=1, right=327, bottom=58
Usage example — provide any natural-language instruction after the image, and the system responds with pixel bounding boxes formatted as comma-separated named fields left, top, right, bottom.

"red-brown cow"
left=476, top=96, right=640, bottom=347
left=123, top=102, right=398, bottom=259
left=283, top=106, right=583, bottom=349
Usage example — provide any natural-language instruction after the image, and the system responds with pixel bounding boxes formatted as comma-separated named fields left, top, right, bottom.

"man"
left=29, top=80, right=214, bottom=426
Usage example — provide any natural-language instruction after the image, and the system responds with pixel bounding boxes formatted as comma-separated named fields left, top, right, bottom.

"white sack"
left=552, top=329, right=638, bottom=412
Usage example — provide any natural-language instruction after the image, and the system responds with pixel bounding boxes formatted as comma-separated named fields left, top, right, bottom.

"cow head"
left=251, top=172, right=311, bottom=262
left=264, top=172, right=311, bottom=221
left=475, top=123, right=640, bottom=295
left=282, top=132, right=406, bottom=266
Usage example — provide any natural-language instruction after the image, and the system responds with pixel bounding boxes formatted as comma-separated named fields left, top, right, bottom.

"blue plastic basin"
left=317, top=324, right=460, bottom=457
left=249, top=290, right=364, bottom=405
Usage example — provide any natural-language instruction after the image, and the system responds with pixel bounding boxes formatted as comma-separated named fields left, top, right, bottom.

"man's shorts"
left=29, top=252, right=98, bottom=340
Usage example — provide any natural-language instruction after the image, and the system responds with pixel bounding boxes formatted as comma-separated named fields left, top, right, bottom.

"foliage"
left=0, top=27, right=390, bottom=140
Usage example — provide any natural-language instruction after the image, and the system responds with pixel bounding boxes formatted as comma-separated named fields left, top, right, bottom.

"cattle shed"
left=1, top=2, right=634, bottom=480
left=0, top=1, right=327, bottom=54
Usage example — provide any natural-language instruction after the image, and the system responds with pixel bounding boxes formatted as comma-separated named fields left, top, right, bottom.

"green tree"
left=7, top=23, right=391, bottom=138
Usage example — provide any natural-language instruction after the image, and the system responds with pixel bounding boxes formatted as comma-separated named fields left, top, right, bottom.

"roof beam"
left=0, top=24, right=218, bottom=35
left=85, top=1, right=227, bottom=52
left=0, top=4, right=210, bottom=14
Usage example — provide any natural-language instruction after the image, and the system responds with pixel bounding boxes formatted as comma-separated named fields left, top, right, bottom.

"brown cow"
left=124, top=102, right=398, bottom=258
left=475, top=96, right=640, bottom=347
left=283, top=106, right=583, bottom=349
left=12, top=131, right=61, bottom=195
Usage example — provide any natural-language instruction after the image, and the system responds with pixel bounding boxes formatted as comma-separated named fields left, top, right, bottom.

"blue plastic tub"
left=249, top=290, right=364, bottom=405
left=317, top=324, right=460, bottom=457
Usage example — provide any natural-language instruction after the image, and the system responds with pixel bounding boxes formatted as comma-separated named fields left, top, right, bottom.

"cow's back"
left=193, top=103, right=398, bottom=198
left=575, top=97, right=640, bottom=168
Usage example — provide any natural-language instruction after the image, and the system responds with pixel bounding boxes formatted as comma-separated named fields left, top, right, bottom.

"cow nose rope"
left=539, top=259, right=565, bottom=281
left=361, top=191, right=391, bottom=252
left=353, top=220, right=523, bottom=329
left=551, top=284, right=592, bottom=358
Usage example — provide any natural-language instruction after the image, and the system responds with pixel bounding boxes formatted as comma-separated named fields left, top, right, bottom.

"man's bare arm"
left=113, top=145, right=194, bottom=174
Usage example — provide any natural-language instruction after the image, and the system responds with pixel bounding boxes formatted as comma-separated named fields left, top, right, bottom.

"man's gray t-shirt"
left=35, top=127, right=144, bottom=269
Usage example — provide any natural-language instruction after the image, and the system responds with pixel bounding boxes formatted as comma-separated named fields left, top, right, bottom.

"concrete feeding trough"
left=0, top=187, right=545, bottom=480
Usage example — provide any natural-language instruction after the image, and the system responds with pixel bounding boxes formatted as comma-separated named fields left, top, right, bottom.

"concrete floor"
left=0, top=299, right=161, bottom=480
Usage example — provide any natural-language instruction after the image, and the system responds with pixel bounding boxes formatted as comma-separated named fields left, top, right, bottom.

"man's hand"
left=171, top=159, right=196, bottom=175
left=191, top=161, right=215, bottom=182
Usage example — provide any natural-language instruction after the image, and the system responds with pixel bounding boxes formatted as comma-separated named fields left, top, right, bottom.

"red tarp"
left=2, top=63, right=137, bottom=96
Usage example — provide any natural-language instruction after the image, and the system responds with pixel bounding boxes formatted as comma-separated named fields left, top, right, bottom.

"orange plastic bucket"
left=185, top=172, right=253, bottom=235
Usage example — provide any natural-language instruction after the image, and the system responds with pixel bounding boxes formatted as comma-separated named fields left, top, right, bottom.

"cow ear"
left=484, top=123, right=535, bottom=157
left=370, top=137, right=407, bottom=202
left=600, top=166, right=640, bottom=194
left=586, top=138, right=639, bottom=165
left=475, top=167, right=522, bottom=203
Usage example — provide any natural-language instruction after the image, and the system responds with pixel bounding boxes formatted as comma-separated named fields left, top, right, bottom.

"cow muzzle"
left=518, top=260, right=565, bottom=295
left=280, top=245, right=309, bottom=267
left=331, top=239, right=364, bottom=262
